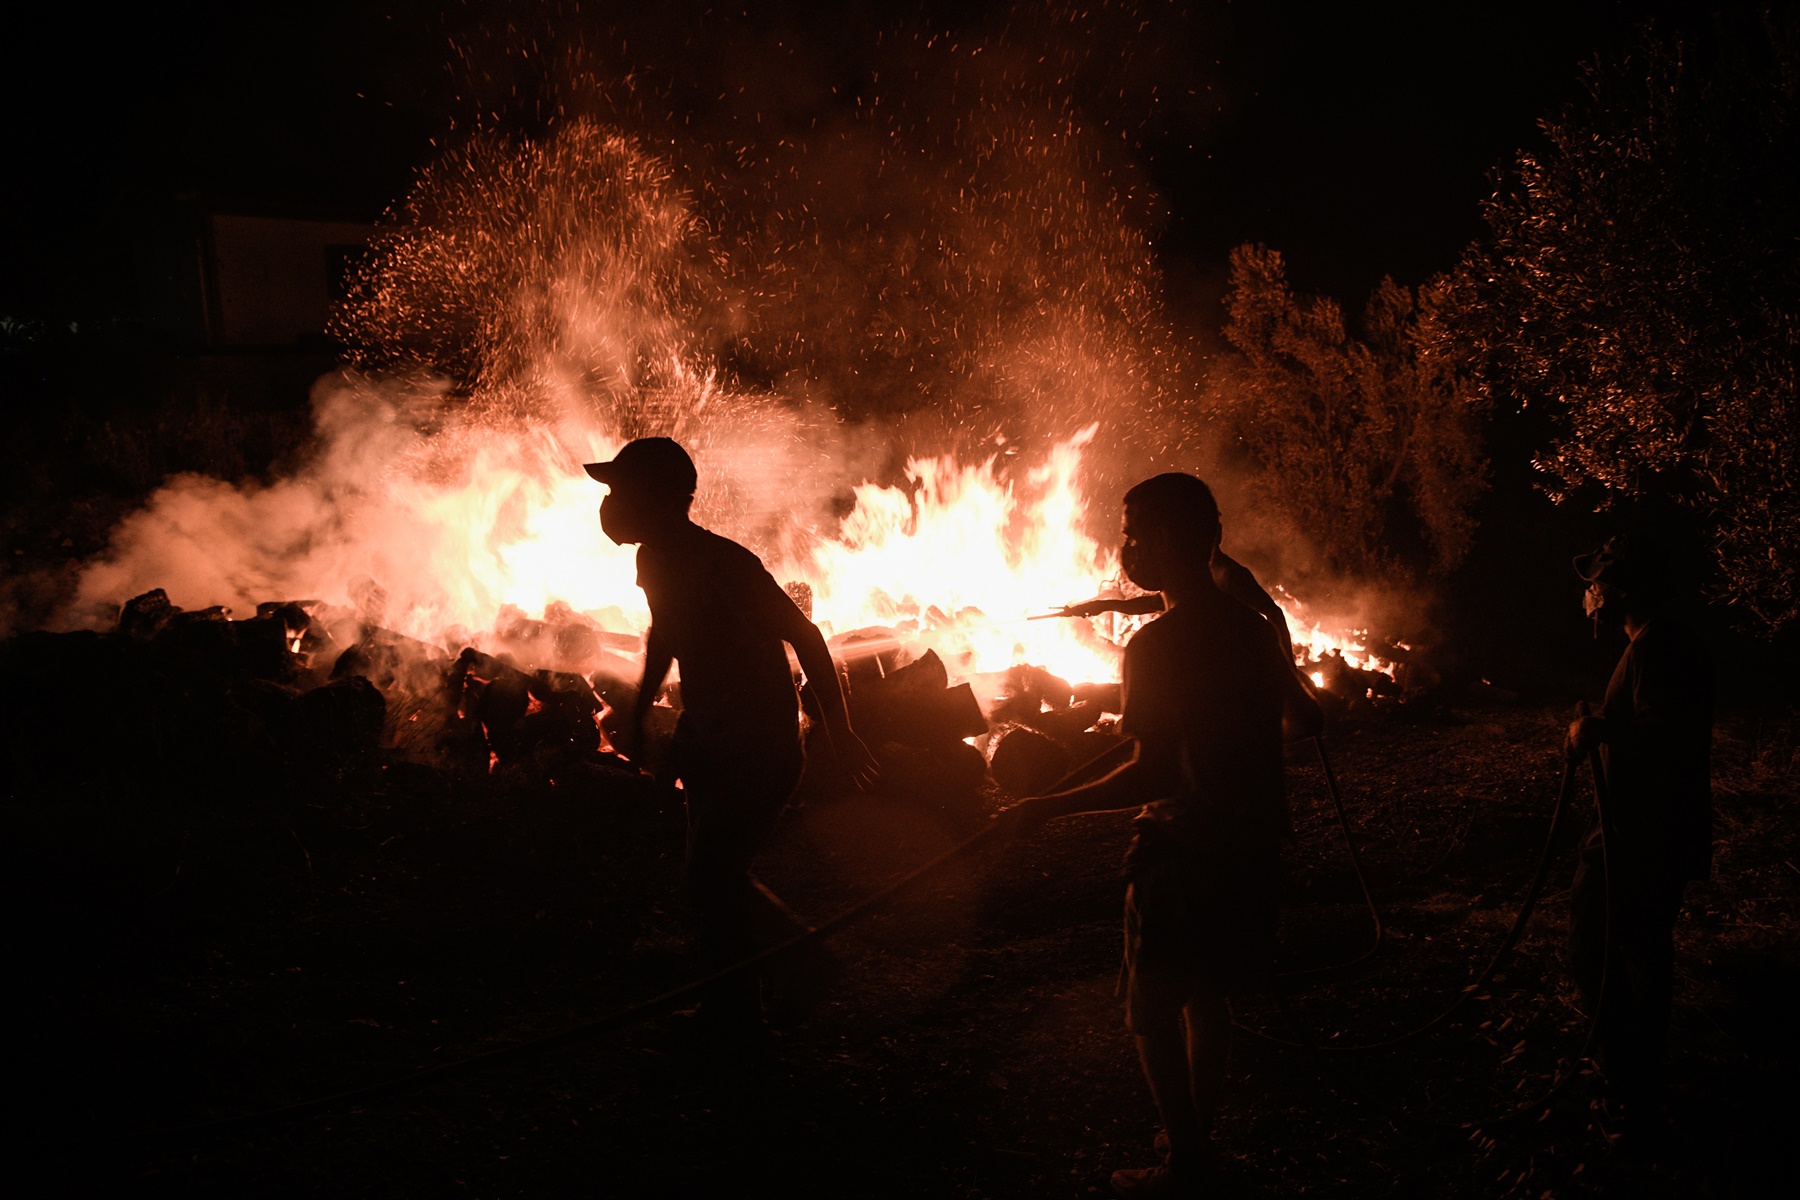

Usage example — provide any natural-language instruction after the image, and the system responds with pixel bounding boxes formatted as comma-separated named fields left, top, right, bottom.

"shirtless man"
left=1000, top=472, right=1314, bottom=1196
left=587, top=437, right=878, bottom=1030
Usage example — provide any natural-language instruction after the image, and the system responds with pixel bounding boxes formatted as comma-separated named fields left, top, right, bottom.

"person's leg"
left=1566, top=841, right=1608, bottom=1005
left=1567, top=838, right=1651, bottom=1110
left=683, top=791, right=763, bottom=1025
left=1605, top=881, right=1685, bottom=1115
left=1135, top=1015, right=1202, bottom=1168
left=739, top=761, right=805, bottom=949
left=1184, top=994, right=1231, bottom=1148
left=1118, top=873, right=1209, bottom=1195
left=692, top=745, right=818, bottom=1022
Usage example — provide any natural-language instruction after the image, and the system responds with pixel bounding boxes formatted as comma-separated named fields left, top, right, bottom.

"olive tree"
left=1448, top=15, right=1800, bottom=631
left=1212, top=244, right=1489, bottom=582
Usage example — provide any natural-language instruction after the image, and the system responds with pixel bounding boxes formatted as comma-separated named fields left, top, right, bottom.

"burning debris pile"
left=7, top=563, right=1415, bottom=822
left=5, top=589, right=384, bottom=803
left=7, top=578, right=1123, bottom=814
left=9, top=413, right=1420, bottom=826
left=16, top=107, right=1428, bottom=820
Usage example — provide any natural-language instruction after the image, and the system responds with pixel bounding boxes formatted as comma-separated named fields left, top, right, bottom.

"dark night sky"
left=0, top=0, right=1727, bottom=323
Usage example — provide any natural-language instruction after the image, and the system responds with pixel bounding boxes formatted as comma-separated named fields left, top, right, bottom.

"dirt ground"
left=9, top=694, right=1799, bottom=1199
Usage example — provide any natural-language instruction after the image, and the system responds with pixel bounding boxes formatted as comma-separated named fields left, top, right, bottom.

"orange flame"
left=791, top=424, right=1120, bottom=683
left=73, top=383, right=1392, bottom=692
left=1268, top=585, right=1394, bottom=677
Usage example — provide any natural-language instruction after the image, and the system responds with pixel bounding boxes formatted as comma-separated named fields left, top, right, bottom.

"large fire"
left=63, top=118, right=1396, bottom=703
left=401, top=411, right=1130, bottom=686
left=798, top=424, right=1122, bottom=685
left=69, top=382, right=1390, bottom=695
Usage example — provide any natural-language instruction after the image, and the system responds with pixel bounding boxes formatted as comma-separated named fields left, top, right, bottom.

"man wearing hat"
left=1565, top=531, right=1713, bottom=1130
left=586, top=437, right=879, bottom=1033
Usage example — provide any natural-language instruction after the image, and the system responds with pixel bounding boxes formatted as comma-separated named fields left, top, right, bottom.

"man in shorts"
left=587, top=437, right=879, bottom=1032
left=1000, top=472, right=1312, bottom=1195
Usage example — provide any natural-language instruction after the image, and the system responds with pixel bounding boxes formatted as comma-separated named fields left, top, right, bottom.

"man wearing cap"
left=586, top=437, right=879, bottom=1033
left=1566, top=532, right=1713, bottom=1130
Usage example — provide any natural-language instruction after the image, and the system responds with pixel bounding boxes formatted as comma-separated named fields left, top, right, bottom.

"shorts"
left=1123, top=836, right=1279, bottom=1030
left=674, top=730, right=805, bottom=888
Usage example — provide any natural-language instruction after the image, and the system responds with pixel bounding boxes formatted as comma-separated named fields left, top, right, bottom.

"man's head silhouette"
left=585, top=437, right=697, bottom=545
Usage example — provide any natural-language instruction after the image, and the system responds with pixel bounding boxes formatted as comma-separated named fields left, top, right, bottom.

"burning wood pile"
left=3, top=584, right=1150, bottom=823
left=5, top=589, right=385, bottom=802
left=6, top=559, right=1430, bottom=833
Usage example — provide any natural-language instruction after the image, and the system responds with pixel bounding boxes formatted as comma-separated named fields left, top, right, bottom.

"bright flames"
left=400, top=416, right=1130, bottom=686
left=343, top=412, right=1392, bottom=691
left=71, top=385, right=1393, bottom=694
left=1268, top=585, right=1395, bottom=679
left=798, top=425, right=1120, bottom=685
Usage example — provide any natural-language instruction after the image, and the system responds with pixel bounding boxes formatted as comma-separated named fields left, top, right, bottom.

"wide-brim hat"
left=583, top=437, right=697, bottom=496
left=1573, top=532, right=1663, bottom=593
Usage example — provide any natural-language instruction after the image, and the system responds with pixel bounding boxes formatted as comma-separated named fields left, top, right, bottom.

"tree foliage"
left=1213, top=244, right=1489, bottom=581
left=1449, top=14, right=1800, bottom=631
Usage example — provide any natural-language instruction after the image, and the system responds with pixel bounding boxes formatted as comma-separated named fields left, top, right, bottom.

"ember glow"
left=1269, top=585, right=1395, bottom=679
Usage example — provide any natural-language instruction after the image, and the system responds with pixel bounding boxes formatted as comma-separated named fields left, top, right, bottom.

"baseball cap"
left=583, top=437, right=698, bottom=497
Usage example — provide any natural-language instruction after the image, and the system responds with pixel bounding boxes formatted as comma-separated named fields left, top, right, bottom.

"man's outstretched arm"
left=1059, top=594, right=1166, bottom=619
left=992, top=735, right=1177, bottom=839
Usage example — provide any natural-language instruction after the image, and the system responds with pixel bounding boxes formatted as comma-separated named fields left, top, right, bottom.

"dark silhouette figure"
left=586, top=438, right=878, bottom=1032
left=1565, top=532, right=1713, bottom=1133
left=1000, top=473, right=1318, bottom=1196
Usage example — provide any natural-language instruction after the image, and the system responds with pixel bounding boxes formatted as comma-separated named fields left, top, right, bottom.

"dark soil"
left=6, top=694, right=1797, bottom=1199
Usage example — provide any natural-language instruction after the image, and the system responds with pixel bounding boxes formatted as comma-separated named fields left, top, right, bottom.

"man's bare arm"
left=992, top=735, right=1182, bottom=838
left=778, top=598, right=880, bottom=790
left=620, top=626, right=673, bottom=761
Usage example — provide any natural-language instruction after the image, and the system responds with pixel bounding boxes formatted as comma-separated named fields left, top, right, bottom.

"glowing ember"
left=1270, top=585, right=1397, bottom=681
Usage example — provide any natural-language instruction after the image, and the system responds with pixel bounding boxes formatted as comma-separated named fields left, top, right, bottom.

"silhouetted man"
left=586, top=437, right=878, bottom=1032
left=1001, top=473, right=1315, bottom=1196
left=1565, top=532, right=1712, bottom=1131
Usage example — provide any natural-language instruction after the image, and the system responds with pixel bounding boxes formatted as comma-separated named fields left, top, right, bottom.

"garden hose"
left=115, top=738, right=1138, bottom=1144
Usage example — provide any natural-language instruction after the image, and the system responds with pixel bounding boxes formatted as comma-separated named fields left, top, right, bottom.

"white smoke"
left=60, top=374, right=630, bottom=641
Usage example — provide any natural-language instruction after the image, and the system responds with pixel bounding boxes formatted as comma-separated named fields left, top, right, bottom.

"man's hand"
left=1566, top=703, right=1605, bottom=760
left=834, top=728, right=881, bottom=792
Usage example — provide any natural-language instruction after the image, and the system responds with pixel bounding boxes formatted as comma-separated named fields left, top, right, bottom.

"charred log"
left=451, top=647, right=613, bottom=769
left=847, top=649, right=989, bottom=749
left=989, top=726, right=1074, bottom=797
